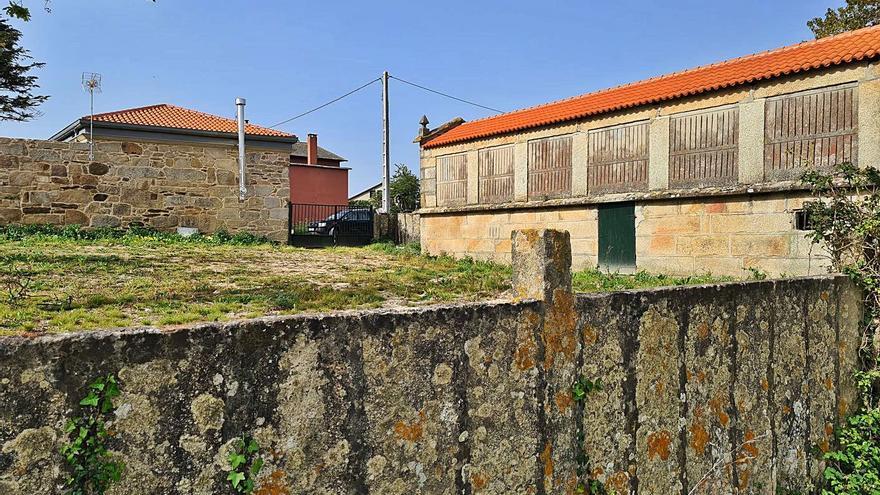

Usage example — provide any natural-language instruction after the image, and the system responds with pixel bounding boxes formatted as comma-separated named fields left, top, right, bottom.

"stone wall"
left=637, top=192, right=831, bottom=276
left=420, top=191, right=833, bottom=277
left=396, top=212, right=420, bottom=245
left=0, top=137, right=291, bottom=240
left=422, top=207, right=598, bottom=268
left=0, top=230, right=862, bottom=494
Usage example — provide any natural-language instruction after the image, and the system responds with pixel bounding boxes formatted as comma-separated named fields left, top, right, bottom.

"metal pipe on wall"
left=236, top=97, right=247, bottom=201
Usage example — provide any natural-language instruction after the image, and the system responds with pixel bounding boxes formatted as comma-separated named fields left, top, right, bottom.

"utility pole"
left=381, top=70, right=391, bottom=213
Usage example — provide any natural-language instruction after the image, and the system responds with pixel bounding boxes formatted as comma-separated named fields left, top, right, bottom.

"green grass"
left=0, top=228, right=743, bottom=335
left=572, top=269, right=734, bottom=293
left=0, top=232, right=511, bottom=335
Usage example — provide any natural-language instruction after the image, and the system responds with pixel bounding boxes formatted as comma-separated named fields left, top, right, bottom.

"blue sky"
left=0, top=0, right=841, bottom=193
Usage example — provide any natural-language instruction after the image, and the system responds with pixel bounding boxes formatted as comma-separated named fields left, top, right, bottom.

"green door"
left=598, top=202, right=636, bottom=271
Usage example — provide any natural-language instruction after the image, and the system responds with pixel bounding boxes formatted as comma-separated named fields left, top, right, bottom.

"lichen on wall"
left=0, top=276, right=862, bottom=494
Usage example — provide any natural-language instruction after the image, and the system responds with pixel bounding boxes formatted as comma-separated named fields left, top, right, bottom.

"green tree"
left=4, top=1, right=51, bottom=22
left=0, top=2, right=154, bottom=121
left=0, top=1, right=48, bottom=121
left=808, top=0, right=880, bottom=38
left=0, top=16, right=46, bottom=120
left=366, top=165, right=421, bottom=213
left=389, top=163, right=420, bottom=213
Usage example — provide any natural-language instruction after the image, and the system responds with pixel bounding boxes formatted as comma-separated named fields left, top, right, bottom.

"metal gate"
left=598, top=202, right=636, bottom=272
left=287, top=203, right=374, bottom=247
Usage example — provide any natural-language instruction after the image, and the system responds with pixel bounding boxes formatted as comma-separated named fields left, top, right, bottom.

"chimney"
left=307, top=133, right=318, bottom=165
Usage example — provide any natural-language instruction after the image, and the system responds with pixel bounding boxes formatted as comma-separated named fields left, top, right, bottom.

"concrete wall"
left=0, top=230, right=862, bottom=494
left=0, top=137, right=291, bottom=240
left=418, top=62, right=880, bottom=275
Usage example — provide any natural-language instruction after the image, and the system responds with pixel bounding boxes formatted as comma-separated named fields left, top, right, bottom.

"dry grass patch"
left=0, top=237, right=510, bottom=335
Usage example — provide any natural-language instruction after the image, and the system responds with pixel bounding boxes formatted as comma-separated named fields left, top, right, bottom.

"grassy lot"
left=0, top=229, right=508, bottom=335
left=0, top=226, right=738, bottom=335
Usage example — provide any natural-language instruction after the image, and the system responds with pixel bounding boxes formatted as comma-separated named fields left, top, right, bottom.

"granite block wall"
left=0, top=138, right=291, bottom=240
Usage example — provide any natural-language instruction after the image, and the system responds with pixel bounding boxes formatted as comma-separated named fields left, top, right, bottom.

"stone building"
left=0, top=103, right=351, bottom=239
left=51, top=104, right=351, bottom=207
left=416, top=25, right=880, bottom=276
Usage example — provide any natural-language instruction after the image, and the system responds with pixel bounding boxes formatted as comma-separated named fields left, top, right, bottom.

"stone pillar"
left=511, top=228, right=572, bottom=301
left=739, top=98, right=766, bottom=184
left=571, top=132, right=589, bottom=197
left=858, top=78, right=880, bottom=169
left=373, top=212, right=394, bottom=241
left=511, top=228, right=577, bottom=492
left=514, top=141, right=529, bottom=201
left=466, top=149, right=479, bottom=205
left=420, top=152, right=437, bottom=208
left=648, top=116, right=670, bottom=190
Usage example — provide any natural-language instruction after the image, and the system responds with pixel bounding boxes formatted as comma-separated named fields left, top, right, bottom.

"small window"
left=794, top=210, right=813, bottom=231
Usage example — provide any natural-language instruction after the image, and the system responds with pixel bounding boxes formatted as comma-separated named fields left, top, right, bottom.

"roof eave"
left=77, top=120, right=300, bottom=143
left=350, top=182, right=383, bottom=198
left=48, top=119, right=85, bottom=141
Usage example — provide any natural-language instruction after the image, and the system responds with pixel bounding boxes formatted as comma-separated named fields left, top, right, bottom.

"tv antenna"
left=81, top=72, right=102, bottom=161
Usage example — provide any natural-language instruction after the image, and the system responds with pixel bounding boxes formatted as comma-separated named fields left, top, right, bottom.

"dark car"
left=307, top=209, right=373, bottom=238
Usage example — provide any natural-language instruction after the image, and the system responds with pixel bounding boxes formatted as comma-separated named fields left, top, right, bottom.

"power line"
left=270, top=77, right=381, bottom=128
left=389, top=75, right=504, bottom=114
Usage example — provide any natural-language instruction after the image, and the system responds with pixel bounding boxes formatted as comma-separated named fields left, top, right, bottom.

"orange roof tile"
left=86, top=103, right=294, bottom=138
left=424, top=25, right=880, bottom=149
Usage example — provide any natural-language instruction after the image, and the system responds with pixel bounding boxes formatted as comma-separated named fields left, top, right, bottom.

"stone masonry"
left=0, top=137, right=291, bottom=240
left=418, top=58, right=880, bottom=277
left=637, top=192, right=831, bottom=276
left=423, top=207, right=598, bottom=268
left=0, top=230, right=863, bottom=494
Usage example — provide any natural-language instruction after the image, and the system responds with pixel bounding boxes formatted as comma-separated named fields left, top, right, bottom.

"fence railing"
left=287, top=203, right=374, bottom=246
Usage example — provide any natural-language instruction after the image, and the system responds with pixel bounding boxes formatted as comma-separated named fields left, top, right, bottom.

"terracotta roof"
left=424, top=25, right=880, bottom=149
left=85, top=103, right=294, bottom=138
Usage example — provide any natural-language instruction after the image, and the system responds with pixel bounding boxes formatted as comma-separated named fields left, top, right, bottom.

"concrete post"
left=648, top=116, right=670, bottom=190
left=511, top=229, right=572, bottom=302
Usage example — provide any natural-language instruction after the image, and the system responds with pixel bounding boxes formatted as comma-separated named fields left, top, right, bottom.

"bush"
left=802, top=164, right=880, bottom=494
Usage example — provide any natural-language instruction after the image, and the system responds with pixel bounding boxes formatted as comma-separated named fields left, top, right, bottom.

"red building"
left=288, top=133, right=349, bottom=206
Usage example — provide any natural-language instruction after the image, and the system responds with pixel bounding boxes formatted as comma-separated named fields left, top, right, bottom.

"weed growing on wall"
left=570, top=376, right=610, bottom=494
left=802, top=164, right=880, bottom=494
left=60, top=374, right=124, bottom=495
left=227, top=436, right=264, bottom=494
